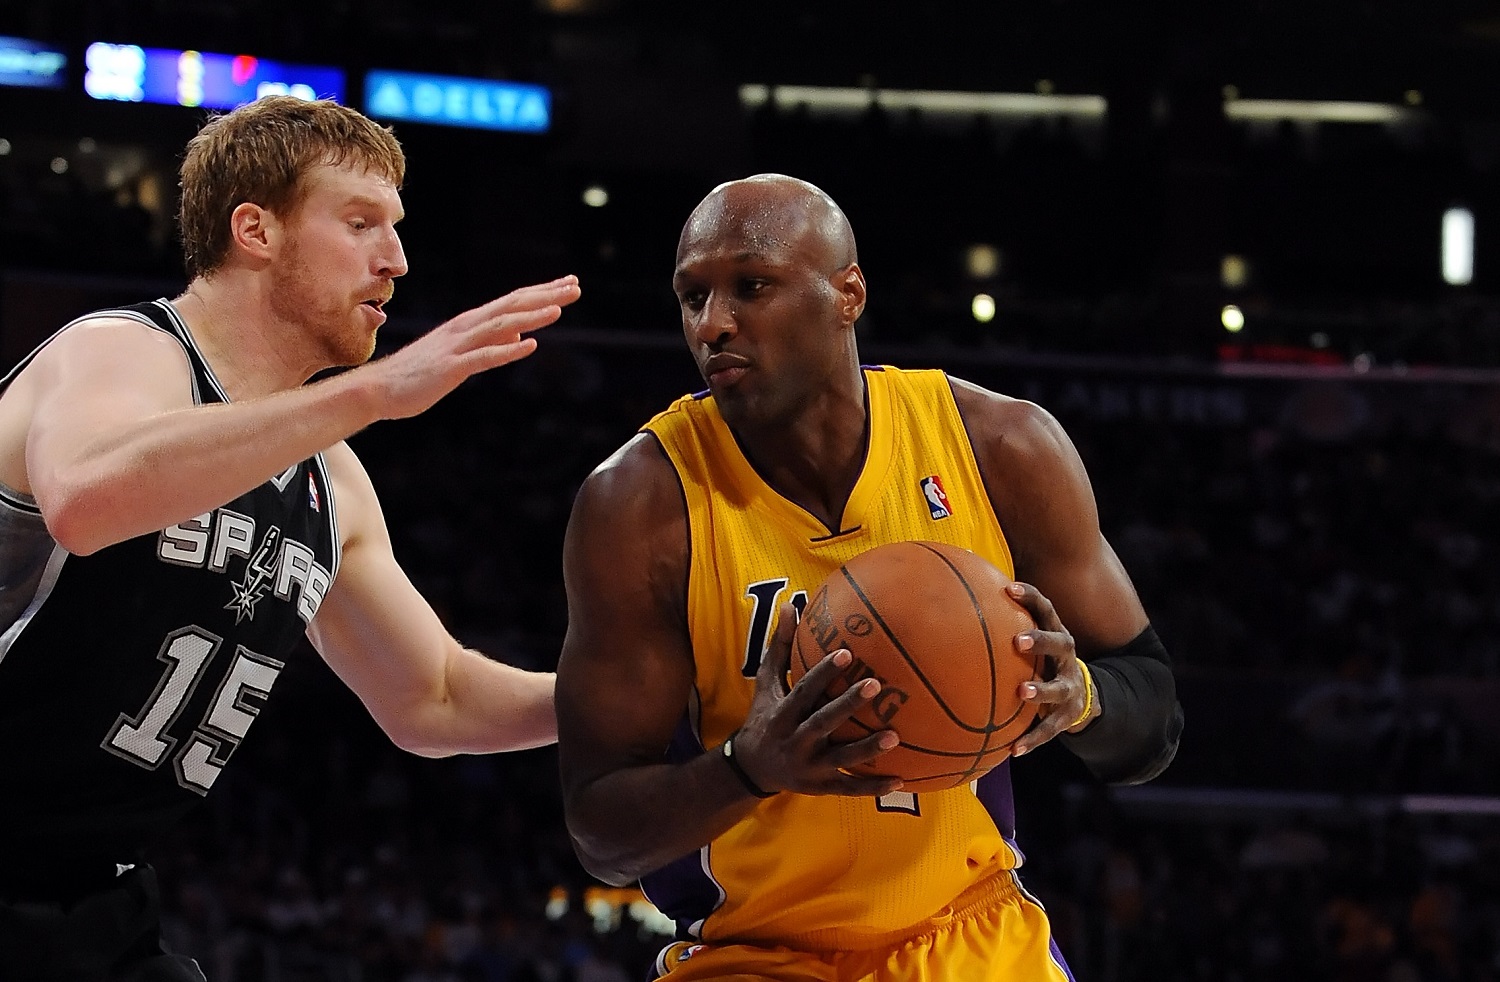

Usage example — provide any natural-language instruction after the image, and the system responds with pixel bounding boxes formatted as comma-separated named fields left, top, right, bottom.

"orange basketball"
left=789, top=541, right=1041, bottom=793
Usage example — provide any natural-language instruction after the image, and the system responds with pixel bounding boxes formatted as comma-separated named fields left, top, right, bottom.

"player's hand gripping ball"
left=789, top=541, right=1042, bottom=792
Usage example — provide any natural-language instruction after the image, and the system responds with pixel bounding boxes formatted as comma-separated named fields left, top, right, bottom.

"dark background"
left=3, top=2, right=1500, bottom=979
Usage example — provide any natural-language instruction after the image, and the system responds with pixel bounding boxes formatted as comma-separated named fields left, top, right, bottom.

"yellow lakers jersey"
left=639, top=367, right=1026, bottom=952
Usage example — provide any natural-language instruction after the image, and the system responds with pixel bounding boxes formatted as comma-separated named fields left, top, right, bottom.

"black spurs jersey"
left=0, top=300, right=340, bottom=871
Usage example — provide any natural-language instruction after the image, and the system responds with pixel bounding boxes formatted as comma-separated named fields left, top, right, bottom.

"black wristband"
left=721, top=730, right=777, bottom=799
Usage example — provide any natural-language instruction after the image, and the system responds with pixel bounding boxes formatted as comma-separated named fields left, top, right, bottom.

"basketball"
left=788, top=541, right=1042, bottom=793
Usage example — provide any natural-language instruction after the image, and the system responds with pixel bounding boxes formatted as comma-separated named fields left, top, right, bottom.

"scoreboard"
left=84, top=42, right=344, bottom=109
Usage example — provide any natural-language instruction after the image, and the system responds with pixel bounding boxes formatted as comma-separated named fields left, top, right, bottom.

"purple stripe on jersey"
left=662, top=713, right=706, bottom=763
left=974, top=759, right=1017, bottom=838
left=1049, top=935, right=1078, bottom=981
left=639, top=716, right=722, bottom=938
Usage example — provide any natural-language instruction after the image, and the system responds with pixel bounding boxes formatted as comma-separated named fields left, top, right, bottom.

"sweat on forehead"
left=680, top=174, right=857, bottom=265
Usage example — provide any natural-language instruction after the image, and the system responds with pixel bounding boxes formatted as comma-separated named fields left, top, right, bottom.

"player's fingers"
left=754, top=602, right=801, bottom=701
left=1006, top=581, right=1068, bottom=635
left=477, top=305, right=564, bottom=346
left=1011, top=709, right=1072, bottom=757
left=458, top=338, right=539, bottom=375
left=800, top=675, right=879, bottom=736
left=485, top=277, right=582, bottom=315
left=1018, top=677, right=1072, bottom=706
left=1013, top=675, right=1086, bottom=756
left=783, top=645, right=864, bottom=720
left=819, top=730, right=899, bottom=770
left=447, top=279, right=579, bottom=331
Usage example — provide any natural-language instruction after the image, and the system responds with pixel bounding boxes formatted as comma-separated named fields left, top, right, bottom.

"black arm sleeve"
left=1059, top=625, right=1183, bottom=786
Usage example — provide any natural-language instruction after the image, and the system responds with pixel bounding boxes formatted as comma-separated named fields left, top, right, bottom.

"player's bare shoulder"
left=29, top=314, right=196, bottom=386
left=566, top=432, right=689, bottom=607
left=948, top=373, right=1100, bottom=566
left=573, top=432, right=685, bottom=535
left=947, top=374, right=1076, bottom=474
left=0, top=315, right=196, bottom=494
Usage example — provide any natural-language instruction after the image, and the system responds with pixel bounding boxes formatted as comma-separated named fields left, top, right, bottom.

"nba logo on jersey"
left=919, top=475, right=951, bottom=520
left=308, top=474, right=320, bottom=512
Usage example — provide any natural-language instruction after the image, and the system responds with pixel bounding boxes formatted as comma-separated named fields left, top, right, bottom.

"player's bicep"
left=1037, top=533, right=1148, bottom=654
left=307, top=445, right=450, bottom=727
left=310, top=539, right=451, bottom=725
left=960, top=385, right=1147, bottom=652
left=556, top=445, right=694, bottom=797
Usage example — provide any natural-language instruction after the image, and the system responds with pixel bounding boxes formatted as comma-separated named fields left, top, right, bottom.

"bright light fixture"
left=1442, top=207, right=1474, bottom=286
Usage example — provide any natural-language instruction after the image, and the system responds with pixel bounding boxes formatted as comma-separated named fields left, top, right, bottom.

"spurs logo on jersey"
left=225, top=525, right=281, bottom=623
left=157, top=510, right=332, bottom=625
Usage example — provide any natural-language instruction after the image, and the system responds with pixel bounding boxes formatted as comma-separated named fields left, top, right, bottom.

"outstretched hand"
left=1006, top=580, right=1098, bottom=757
left=367, top=275, right=582, bottom=420
left=730, top=603, right=902, bottom=797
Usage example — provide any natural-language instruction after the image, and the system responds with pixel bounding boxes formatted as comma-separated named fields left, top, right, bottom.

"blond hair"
left=178, top=96, right=405, bottom=278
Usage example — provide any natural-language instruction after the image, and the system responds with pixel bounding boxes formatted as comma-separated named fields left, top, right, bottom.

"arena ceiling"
left=3, top=0, right=1498, bottom=111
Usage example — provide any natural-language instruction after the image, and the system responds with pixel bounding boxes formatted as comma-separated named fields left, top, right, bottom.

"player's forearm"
left=35, top=374, right=380, bottom=555
left=1061, top=634, right=1183, bottom=785
left=400, top=658, right=558, bottom=756
left=566, top=751, right=762, bottom=887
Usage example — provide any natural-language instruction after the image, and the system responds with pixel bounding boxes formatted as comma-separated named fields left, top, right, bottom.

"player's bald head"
left=677, top=174, right=857, bottom=273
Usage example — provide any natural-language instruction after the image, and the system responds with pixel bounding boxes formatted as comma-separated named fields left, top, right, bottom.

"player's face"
left=673, top=222, right=849, bottom=428
left=270, top=162, right=407, bottom=368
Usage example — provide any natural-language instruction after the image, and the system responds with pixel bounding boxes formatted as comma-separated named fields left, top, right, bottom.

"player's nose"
left=377, top=230, right=409, bottom=279
left=693, top=290, right=737, bottom=346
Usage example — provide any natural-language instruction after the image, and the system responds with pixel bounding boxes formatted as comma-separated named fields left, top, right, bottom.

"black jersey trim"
left=150, top=299, right=228, bottom=405
left=310, top=452, right=342, bottom=582
left=270, top=465, right=299, bottom=492
left=0, top=543, right=68, bottom=668
left=0, top=483, right=41, bottom=515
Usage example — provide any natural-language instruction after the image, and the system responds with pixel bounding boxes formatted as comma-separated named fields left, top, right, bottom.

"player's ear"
left=837, top=263, right=866, bottom=326
left=229, top=202, right=277, bottom=264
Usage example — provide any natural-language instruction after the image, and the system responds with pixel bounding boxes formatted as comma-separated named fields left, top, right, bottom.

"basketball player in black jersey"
left=0, top=96, right=580, bottom=979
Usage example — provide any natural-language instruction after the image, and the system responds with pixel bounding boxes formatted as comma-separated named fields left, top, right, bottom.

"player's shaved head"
left=677, top=174, right=857, bottom=275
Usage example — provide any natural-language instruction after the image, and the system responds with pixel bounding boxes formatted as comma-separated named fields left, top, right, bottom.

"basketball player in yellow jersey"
left=556, top=174, right=1183, bottom=981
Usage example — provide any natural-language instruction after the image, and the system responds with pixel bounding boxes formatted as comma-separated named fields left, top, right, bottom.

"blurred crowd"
left=5, top=103, right=1500, bottom=364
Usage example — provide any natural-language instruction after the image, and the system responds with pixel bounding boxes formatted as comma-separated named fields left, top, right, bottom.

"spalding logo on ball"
left=789, top=540, right=1043, bottom=792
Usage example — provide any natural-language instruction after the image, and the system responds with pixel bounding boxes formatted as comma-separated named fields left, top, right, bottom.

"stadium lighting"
left=971, top=293, right=997, bottom=323
left=1221, top=254, right=1248, bottom=289
left=966, top=244, right=1000, bottom=279
left=1442, top=207, right=1474, bottom=286
left=1223, top=99, right=1413, bottom=124
left=740, top=84, right=1106, bottom=119
left=1221, top=305, right=1245, bottom=332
